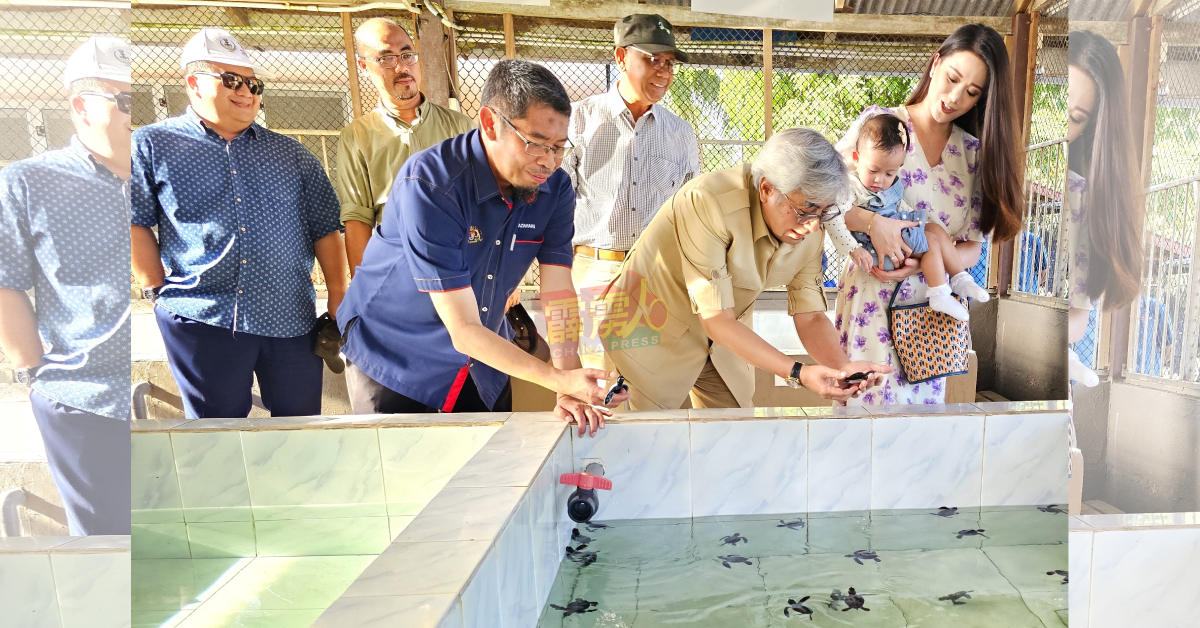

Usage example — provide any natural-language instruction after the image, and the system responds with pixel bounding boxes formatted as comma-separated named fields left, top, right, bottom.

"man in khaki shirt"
left=597, top=128, right=891, bottom=410
left=337, top=18, right=476, bottom=275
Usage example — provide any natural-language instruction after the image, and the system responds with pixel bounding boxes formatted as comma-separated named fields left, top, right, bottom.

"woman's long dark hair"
left=907, top=24, right=1023, bottom=242
left=1069, top=30, right=1143, bottom=310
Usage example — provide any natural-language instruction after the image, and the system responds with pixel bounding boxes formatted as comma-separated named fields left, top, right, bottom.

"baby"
left=828, top=113, right=989, bottom=321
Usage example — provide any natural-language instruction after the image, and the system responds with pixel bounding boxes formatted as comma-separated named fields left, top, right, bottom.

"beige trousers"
left=626, top=358, right=740, bottom=410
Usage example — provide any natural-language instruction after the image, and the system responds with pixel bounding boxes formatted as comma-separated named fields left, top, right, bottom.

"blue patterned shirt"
left=131, top=108, right=342, bottom=338
left=0, top=137, right=131, bottom=420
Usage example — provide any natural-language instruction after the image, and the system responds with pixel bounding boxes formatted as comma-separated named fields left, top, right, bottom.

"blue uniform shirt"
left=338, top=130, right=575, bottom=411
left=0, top=137, right=131, bottom=420
left=131, top=107, right=342, bottom=338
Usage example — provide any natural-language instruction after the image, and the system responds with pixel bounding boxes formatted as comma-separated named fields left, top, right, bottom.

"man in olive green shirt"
left=337, top=17, right=476, bottom=275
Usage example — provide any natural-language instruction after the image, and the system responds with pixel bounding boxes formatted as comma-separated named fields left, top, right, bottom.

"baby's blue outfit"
left=853, top=178, right=928, bottom=271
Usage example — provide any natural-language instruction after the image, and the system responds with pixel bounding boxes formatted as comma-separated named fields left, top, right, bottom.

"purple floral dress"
left=832, top=105, right=985, bottom=406
left=1066, top=170, right=1095, bottom=311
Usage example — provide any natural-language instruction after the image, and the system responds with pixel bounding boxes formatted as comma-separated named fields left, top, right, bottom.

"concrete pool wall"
left=1069, top=512, right=1200, bottom=628
left=0, top=535, right=130, bottom=628
left=238, top=401, right=1068, bottom=628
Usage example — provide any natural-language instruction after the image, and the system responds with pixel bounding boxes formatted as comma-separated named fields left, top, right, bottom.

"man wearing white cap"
left=131, top=28, right=348, bottom=418
left=0, top=35, right=132, bottom=535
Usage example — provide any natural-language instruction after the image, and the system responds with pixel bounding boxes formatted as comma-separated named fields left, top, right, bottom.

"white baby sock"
left=950, top=272, right=990, bottom=302
left=1069, top=347, right=1100, bottom=387
left=928, top=283, right=970, bottom=321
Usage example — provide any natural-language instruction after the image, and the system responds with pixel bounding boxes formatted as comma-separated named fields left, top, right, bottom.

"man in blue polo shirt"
left=131, top=28, right=348, bottom=418
left=339, top=60, right=627, bottom=434
left=0, top=36, right=131, bottom=535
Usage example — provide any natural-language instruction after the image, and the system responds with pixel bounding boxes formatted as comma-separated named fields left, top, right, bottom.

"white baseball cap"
left=179, top=28, right=272, bottom=78
left=63, top=36, right=132, bottom=89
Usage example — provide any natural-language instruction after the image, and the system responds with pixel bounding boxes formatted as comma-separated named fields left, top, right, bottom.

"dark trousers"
left=155, top=306, right=323, bottom=418
left=29, top=391, right=131, bottom=535
left=344, top=361, right=512, bottom=414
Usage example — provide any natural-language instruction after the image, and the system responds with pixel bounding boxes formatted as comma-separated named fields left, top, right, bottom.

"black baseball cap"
left=614, top=14, right=688, bottom=63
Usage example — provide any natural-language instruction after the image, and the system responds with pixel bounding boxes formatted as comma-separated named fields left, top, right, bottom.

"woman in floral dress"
left=833, top=24, right=1023, bottom=406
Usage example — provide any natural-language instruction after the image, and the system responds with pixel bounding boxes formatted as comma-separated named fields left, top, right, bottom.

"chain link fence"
left=0, top=7, right=130, bottom=168
left=1128, top=19, right=1200, bottom=383
left=0, top=7, right=129, bottom=364
left=1013, top=30, right=1070, bottom=302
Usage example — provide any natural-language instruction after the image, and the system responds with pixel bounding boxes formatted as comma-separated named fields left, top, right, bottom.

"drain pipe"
left=131, top=381, right=152, bottom=421
left=560, top=462, right=612, bottom=523
left=1, top=489, right=27, bottom=537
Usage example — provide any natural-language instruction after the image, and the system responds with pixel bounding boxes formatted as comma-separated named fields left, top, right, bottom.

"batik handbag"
left=887, top=279, right=971, bottom=384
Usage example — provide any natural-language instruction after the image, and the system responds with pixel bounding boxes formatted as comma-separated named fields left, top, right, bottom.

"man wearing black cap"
left=561, top=13, right=700, bottom=370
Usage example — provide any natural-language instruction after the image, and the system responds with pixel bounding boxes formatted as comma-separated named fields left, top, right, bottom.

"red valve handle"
left=559, top=472, right=612, bottom=491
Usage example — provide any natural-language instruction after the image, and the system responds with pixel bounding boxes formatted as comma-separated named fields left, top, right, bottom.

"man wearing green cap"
left=561, top=13, right=700, bottom=370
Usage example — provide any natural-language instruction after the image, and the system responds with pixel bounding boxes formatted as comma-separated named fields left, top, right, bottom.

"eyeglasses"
left=626, top=45, right=683, bottom=75
left=79, top=91, right=132, bottom=115
left=776, top=187, right=840, bottom=224
left=360, top=52, right=419, bottom=69
left=491, top=109, right=573, bottom=160
left=192, top=71, right=265, bottom=96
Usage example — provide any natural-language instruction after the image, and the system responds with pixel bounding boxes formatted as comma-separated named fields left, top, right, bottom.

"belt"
left=574, top=245, right=627, bottom=262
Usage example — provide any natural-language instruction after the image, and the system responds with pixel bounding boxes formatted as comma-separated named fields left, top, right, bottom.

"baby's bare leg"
left=924, top=223, right=965, bottom=277
left=919, top=226, right=947, bottom=287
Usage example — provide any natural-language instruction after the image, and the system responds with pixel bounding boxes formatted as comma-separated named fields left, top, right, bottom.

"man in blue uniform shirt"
left=0, top=36, right=132, bottom=535
left=131, top=29, right=349, bottom=418
left=338, top=60, right=627, bottom=435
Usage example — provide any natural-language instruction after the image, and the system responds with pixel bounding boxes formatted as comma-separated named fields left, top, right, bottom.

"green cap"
left=614, top=14, right=688, bottom=63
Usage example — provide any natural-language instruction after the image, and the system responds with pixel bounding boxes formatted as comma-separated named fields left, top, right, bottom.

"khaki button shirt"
left=335, top=97, right=476, bottom=226
left=599, top=164, right=826, bottom=409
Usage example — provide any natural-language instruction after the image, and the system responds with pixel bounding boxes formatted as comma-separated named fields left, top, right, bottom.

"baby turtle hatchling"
left=718, top=555, right=753, bottom=569
left=841, top=587, right=870, bottom=612
left=571, top=528, right=594, bottom=546
left=1047, top=569, right=1068, bottom=584
left=565, top=546, right=597, bottom=567
left=549, top=598, right=598, bottom=617
left=784, top=596, right=813, bottom=619
left=1038, top=505, right=1067, bottom=515
left=845, top=549, right=881, bottom=565
left=585, top=522, right=609, bottom=532
left=720, top=532, right=749, bottom=546
left=939, top=591, right=973, bottom=605
left=933, top=506, right=959, bottom=517
left=956, top=529, right=988, bottom=539
left=777, top=519, right=806, bottom=530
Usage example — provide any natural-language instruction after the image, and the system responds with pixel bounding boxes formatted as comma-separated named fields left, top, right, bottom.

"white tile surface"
left=1068, top=528, right=1092, bottom=628
left=395, top=487, right=526, bottom=543
left=1088, top=527, right=1200, bottom=628
left=311, top=594, right=458, bottom=628
left=981, top=413, right=1069, bottom=506
left=459, top=548, right=501, bottom=628
left=690, top=420, right=808, bottom=517
left=51, top=551, right=131, bottom=628
left=570, top=423, right=691, bottom=520
left=871, top=415, right=985, bottom=510
left=528, top=453, right=562, bottom=609
left=495, top=499, right=538, bottom=628
left=131, top=433, right=184, bottom=523
left=340, top=540, right=491, bottom=597
left=0, top=553, right=62, bottom=628
left=807, top=418, right=872, bottom=512
left=549, top=434, right=575, bottom=551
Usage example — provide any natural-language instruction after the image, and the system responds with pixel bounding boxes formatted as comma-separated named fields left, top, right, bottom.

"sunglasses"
left=79, top=91, right=132, bottom=115
left=192, top=71, right=266, bottom=95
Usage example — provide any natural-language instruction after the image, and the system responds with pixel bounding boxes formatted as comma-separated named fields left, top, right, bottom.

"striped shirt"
left=562, top=82, right=700, bottom=251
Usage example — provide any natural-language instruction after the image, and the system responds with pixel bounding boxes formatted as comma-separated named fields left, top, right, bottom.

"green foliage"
left=773, top=72, right=915, bottom=141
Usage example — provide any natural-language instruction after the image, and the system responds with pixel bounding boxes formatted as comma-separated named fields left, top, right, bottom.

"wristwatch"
left=786, top=362, right=803, bottom=389
left=142, top=285, right=161, bottom=303
left=14, top=366, right=38, bottom=388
